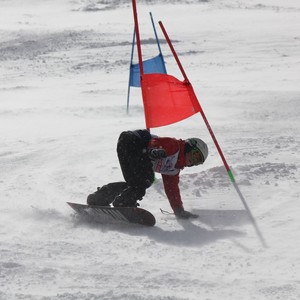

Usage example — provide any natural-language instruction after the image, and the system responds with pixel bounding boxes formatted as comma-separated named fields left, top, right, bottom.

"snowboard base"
left=67, top=202, right=155, bottom=227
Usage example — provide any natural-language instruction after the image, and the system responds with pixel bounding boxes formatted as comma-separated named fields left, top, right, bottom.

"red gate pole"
left=131, top=0, right=144, bottom=76
left=132, top=0, right=151, bottom=131
left=159, top=21, right=234, bottom=182
left=159, top=21, right=267, bottom=247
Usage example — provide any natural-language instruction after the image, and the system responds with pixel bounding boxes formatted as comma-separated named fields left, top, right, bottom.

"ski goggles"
left=190, top=148, right=204, bottom=165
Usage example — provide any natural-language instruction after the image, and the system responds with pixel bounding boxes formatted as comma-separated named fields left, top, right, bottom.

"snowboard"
left=67, top=202, right=156, bottom=227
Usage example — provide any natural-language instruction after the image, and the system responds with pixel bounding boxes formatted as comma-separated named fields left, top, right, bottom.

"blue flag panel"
left=129, top=54, right=167, bottom=87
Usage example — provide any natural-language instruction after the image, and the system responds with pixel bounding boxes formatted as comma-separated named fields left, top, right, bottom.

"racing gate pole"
left=159, top=20, right=267, bottom=248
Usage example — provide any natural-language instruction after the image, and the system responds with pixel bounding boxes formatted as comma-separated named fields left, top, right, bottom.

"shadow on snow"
left=71, top=208, right=248, bottom=248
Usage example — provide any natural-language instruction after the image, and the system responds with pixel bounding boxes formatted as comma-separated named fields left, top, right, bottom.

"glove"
left=174, top=208, right=199, bottom=219
left=148, top=148, right=167, bottom=159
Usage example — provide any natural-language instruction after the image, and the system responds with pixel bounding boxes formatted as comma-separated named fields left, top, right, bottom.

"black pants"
left=117, top=130, right=154, bottom=188
left=88, top=130, right=154, bottom=206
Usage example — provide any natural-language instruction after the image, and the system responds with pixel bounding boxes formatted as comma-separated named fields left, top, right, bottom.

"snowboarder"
left=87, top=129, right=208, bottom=219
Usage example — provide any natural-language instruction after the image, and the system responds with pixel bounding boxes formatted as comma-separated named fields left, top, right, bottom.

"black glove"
left=148, top=148, right=167, bottom=159
left=174, top=208, right=199, bottom=219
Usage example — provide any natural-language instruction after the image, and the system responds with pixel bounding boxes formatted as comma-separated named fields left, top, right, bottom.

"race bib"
left=152, top=151, right=180, bottom=175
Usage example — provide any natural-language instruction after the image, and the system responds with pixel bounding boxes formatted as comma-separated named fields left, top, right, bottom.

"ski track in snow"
left=0, top=0, right=300, bottom=299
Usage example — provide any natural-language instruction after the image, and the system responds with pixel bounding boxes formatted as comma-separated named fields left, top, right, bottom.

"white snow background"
left=0, top=0, right=299, bottom=299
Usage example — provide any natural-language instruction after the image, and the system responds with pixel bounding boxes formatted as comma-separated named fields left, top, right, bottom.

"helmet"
left=185, top=138, right=208, bottom=165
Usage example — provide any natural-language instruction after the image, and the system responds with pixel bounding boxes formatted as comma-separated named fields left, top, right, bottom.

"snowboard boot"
left=112, top=186, right=145, bottom=208
left=87, top=182, right=129, bottom=206
left=113, top=195, right=139, bottom=207
left=87, top=186, right=112, bottom=206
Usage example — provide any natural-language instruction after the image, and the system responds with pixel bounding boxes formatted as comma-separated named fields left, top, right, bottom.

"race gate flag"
left=141, top=73, right=201, bottom=128
left=127, top=12, right=167, bottom=113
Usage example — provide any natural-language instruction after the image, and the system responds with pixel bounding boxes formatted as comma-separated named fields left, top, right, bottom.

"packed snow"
left=0, top=0, right=299, bottom=299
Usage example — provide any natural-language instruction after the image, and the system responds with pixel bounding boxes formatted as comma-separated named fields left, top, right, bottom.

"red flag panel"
left=141, top=73, right=201, bottom=128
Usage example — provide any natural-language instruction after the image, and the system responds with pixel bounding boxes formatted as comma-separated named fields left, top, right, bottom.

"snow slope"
left=0, top=0, right=299, bottom=299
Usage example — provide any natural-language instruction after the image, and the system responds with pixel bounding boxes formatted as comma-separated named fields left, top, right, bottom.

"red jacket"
left=148, top=137, right=186, bottom=211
